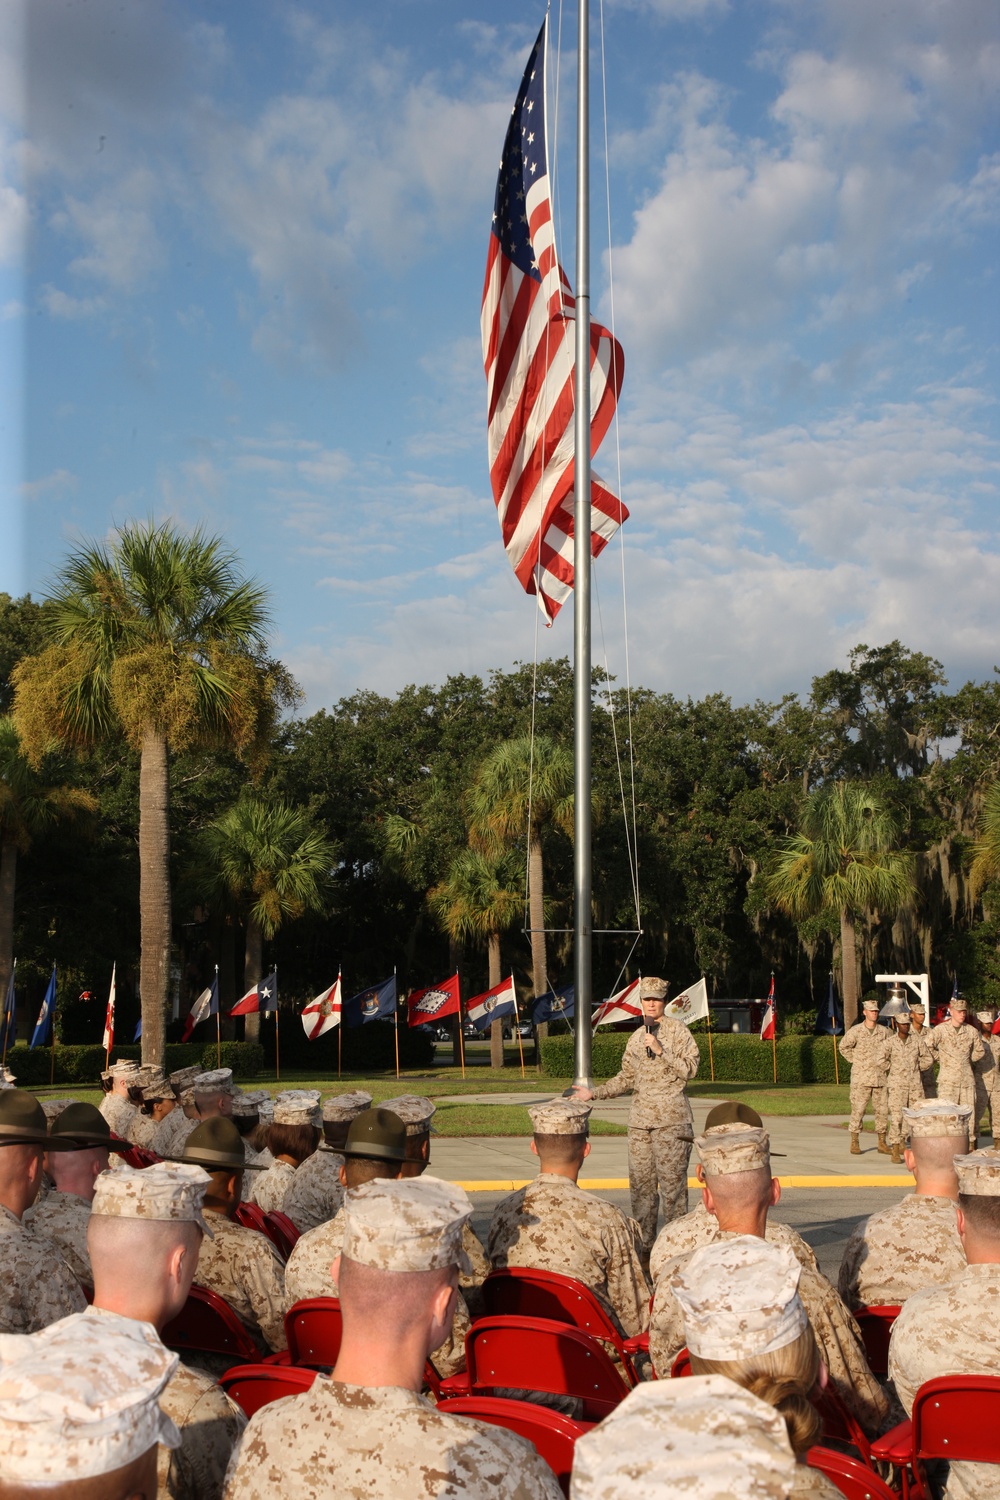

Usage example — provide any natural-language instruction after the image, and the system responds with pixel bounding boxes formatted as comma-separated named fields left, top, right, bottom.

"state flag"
left=231, top=971, right=278, bottom=1017
left=592, top=978, right=642, bottom=1030
left=102, top=963, right=116, bottom=1053
left=343, top=976, right=397, bottom=1028
left=30, top=965, right=56, bottom=1050
left=181, top=976, right=218, bottom=1041
left=407, top=974, right=461, bottom=1028
left=760, top=974, right=777, bottom=1042
left=466, top=975, right=517, bottom=1032
left=532, top=984, right=575, bottom=1025
left=302, top=975, right=341, bottom=1040
left=663, top=978, right=709, bottom=1027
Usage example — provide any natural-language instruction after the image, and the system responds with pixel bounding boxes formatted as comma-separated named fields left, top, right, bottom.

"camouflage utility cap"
left=696, top=1125, right=770, bottom=1176
left=323, top=1089, right=373, bottom=1122
left=48, top=1101, right=115, bottom=1148
left=976, top=1009, right=996, bottom=1024
left=169, top=1065, right=203, bottom=1092
left=193, top=1068, right=233, bottom=1094
left=954, top=1146, right=1000, bottom=1196
left=639, top=977, right=669, bottom=1001
left=903, top=1099, right=972, bottom=1138
left=672, top=1238, right=807, bottom=1360
left=0, top=1090, right=77, bottom=1149
left=528, top=1098, right=591, bottom=1135
left=273, top=1089, right=322, bottom=1127
left=862, top=998, right=880, bottom=1012
left=92, top=1161, right=214, bottom=1236
left=949, top=996, right=968, bottom=1012
left=343, top=1107, right=407, bottom=1162
left=342, top=1174, right=473, bottom=1273
left=386, top=1094, right=436, bottom=1135
left=231, top=1088, right=271, bottom=1119
left=142, top=1080, right=176, bottom=1105
left=0, top=1310, right=179, bottom=1481
left=569, top=1374, right=796, bottom=1499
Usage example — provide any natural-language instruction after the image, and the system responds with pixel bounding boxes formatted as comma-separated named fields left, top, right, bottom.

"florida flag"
left=302, top=975, right=341, bottom=1040
left=760, top=975, right=777, bottom=1041
left=592, top=978, right=641, bottom=1030
left=407, top=974, right=461, bottom=1028
left=102, top=963, right=116, bottom=1053
left=467, top=975, right=517, bottom=1032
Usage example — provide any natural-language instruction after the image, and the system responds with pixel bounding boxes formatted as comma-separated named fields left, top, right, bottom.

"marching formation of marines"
left=0, top=974, right=999, bottom=1498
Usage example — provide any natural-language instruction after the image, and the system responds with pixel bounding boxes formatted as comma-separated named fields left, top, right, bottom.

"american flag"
left=481, top=17, right=626, bottom=623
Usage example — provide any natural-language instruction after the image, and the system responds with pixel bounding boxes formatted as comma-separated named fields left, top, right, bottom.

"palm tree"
left=761, top=781, right=914, bottom=1029
left=197, top=795, right=335, bottom=1038
left=968, top=781, right=1000, bottom=900
left=467, top=735, right=575, bottom=1004
left=11, top=522, right=289, bottom=1066
left=430, top=848, right=522, bottom=1067
left=0, top=716, right=96, bottom=1015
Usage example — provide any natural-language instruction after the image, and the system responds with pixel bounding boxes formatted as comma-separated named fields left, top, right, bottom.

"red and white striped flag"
left=481, top=17, right=626, bottom=624
left=592, top=978, right=642, bottom=1031
left=102, top=963, right=116, bottom=1054
left=302, top=975, right=341, bottom=1041
left=760, top=974, right=777, bottom=1041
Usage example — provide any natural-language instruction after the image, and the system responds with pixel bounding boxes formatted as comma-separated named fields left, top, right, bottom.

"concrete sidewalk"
left=432, top=1093, right=913, bottom=1189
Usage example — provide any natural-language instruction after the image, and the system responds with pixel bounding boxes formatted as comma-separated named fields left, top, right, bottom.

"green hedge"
left=259, top=1017, right=434, bottom=1073
left=539, top=1032, right=848, bottom=1085
left=4, top=1040, right=262, bottom=1087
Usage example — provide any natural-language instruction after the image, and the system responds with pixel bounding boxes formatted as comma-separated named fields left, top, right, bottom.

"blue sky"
left=1, top=0, right=998, bottom=711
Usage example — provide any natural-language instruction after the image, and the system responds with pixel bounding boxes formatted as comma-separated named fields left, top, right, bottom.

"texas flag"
left=407, top=974, right=461, bottom=1028
left=760, top=974, right=777, bottom=1041
left=302, top=975, right=341, bottom=1040
left=592, top=978, right=642, bottom=1031
left=231, top=972, right=278, bottom=1017
left=181, top=975, right=218, bottom=1041
left=466, top=975, right=517, bottom=1032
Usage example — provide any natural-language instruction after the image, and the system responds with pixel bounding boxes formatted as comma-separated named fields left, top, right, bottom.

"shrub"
left=538, top=1031, right=848, bottom=1085
left=2, top=1040, right=258, bottom=1086
left=258, top=1017, right=434, bottom=1073
left=202, top=1041, right=265, bottom=1078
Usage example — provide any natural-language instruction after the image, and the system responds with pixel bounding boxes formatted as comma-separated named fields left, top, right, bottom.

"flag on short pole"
left=480, top=16, right=627, bottom=624
left=816, top=971, right=843, bottom=1036
left=760, top=974, right=777, bottom=1042
left=302, top=974, right=341, bottom=1040
left=407, top=974, right=461, bottom=1028
left=663, top=978, right=709, bottom=1027
left=466, top=975, right=517, bottom=1032
left=592, top=978, right=642, bottom=1030
left=532, top=984, right=575, bottom=1025
left=30, top=965, right=57, bottom=1049
left=102, top=964, right=116, bottom=1054
left=181, top=976, right=218, bottom=1042
left=343, top=976, right=397, bottom=1028
left=231, top=971, right=278, bottom=1017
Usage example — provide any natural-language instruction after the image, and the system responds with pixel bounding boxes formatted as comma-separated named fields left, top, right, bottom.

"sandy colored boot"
left=891, top=1141, right=902, bottom=1164
left=850, top=1132, right=861, bottom=1155
left=877, top=1132, right=890, bottom=1155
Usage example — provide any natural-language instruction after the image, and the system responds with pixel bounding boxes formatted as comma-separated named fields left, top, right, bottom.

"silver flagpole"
left=572, top=0, right=593, bottom=1090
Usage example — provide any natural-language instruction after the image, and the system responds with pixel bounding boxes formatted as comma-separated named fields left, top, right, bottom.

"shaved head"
left=704, top=1168, right=773, bottom=1216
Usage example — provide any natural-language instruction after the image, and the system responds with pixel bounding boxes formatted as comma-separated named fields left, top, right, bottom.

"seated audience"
left=128, top=1076, right=176, bottom=1150
left=281, top=1089, right=371, bottom=1233
left=99, top=1059, right=141, bottom=1136
left=223, top=1175, right=563, bottom=1499
left=23, top=1102, right=117, bottom=1284
left=247, top=1090, right=321, bottom=1213
left=229, top=1091, right=273, bottom=1169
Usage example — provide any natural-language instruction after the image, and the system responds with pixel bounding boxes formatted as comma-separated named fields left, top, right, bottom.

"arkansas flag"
left=102, top=963, right=116, bottom=1052
left=760, top=975, right=777, bottom=1041
left=302, top=975, right=341, bottom=1040
left=592, top=978, right=641, bottom=1030
left=407, top=974, right=461, bottom=1028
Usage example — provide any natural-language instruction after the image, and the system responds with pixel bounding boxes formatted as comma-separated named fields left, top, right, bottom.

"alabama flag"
left=102, top=963, right=116, bottom=1053
left=407, top=974, right=461, bottom=1028
left=592, top=978, right=641, bottom=1031
left=760, top=975, right=777, bottom=1041
left=302, top=974, right=341, bottom=1040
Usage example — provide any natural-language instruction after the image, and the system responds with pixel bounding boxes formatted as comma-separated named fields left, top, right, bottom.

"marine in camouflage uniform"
left=649, top=1194, right=819, bottom=1284
left=888, top=1146, right=1000, bottom=1500
left=247, top=1090, right=321, bottom=1213
left=281, top=1090, right=370, bottom=1234
left=579, top=977, right=700, bottom=1253
left=23, top=1187, right=92, bottom=1284
left=838, top=999, right=891, bottom=1154
left=973, top=1009, right=997, bottom=1140
left=99, top=1058, right=141, bottom=1138
left=886, top=1021, right=925, bottom=1161
left=907, top=1003, right=938, bottom=1098
left=0, top=1091, right=87, bottom=1333
left=646, top=1126, right=889, bottom=1439
left=154, top=1091, right=201, bottom=1158
left=987, top=1029, right=1000, bottom=1141
left=487, top=1098, right=649, bottom=1346
left=928, top=998, right=986, bottom=1124
left=223, top=1175, right=562, bottom=1500
left=838, top=1100, right=970, bottom=1308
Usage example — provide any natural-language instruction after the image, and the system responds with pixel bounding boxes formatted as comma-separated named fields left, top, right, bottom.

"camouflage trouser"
left=990, top=1090, right=1000, bottom=1141
left=918, top=1066, right=937, bottom=1100
left=974, top=1066, right=993, bottom=1138
left=888, top=1082, right=921, bottom=1145
left=937, top=1071, right=975, bottom=1112
left=628, top=1126, right=691, bottom=1253
left=849, top=1083, right=887, bottom=1135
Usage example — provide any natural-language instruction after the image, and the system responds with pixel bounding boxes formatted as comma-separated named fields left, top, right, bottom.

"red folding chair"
left=161, top=1285, right=260, bottom=1364
left=482, top=1268, right=640, bottom=1384
left=115, top=1143, right=160, bottom=1169
left=438, top=1396, right=592, bottom=1498
left=455, top=1316, right=632, bottom=1422
left=852, top=1305, right=901, bottom=1381
left=235, top=1202, right=272, bottom=1238
left=872, top=1373, right=1000, bottom=1500
left=285, top=1297, right=344, bottom=1368
left=221, top=1363, right=318, bottom=1418
left=806, top=1446, right=897, bottom=1500
left=265, top=1210, right=300, bottom=1259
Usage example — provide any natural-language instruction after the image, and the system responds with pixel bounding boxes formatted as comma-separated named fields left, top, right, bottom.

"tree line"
left=3, top=522, right=1000, bottom=1067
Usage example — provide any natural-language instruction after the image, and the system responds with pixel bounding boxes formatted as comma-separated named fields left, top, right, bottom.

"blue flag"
left=257, top=971, right=278, bottom=1013
left=343, top=976, right=397, bottom=1028
left=133, top=1018, right=142, bottom=1041
left=30, top=965, right=57, bottom=1049
left=0, top=963, right=15, bottom=1054
left=815, top=972, right=843, bottom=1036
left=532, top=984, right=575, bottom=1024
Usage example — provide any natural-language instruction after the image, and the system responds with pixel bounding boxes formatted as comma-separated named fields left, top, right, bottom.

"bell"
left=879, top=982, right=912, bottom=1021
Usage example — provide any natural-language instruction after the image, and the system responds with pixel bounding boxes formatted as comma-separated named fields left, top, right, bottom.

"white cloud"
left=40, top=286, right=107, bottom=320
left=21, top=468, right=77, bottom=500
